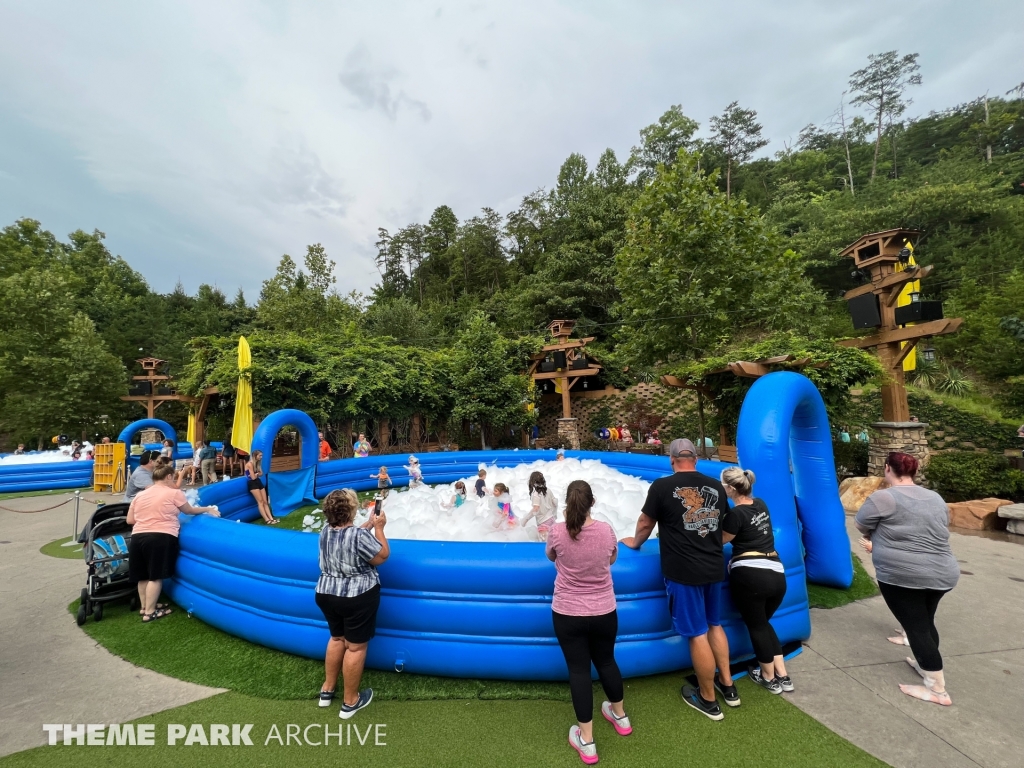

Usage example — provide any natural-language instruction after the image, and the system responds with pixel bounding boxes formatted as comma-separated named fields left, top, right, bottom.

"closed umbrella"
left=231, top=336, right=254, bottom=454
left=186, top=409, right=197, bottom=445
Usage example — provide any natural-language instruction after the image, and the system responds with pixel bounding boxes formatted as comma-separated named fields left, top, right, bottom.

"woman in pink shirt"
left=127, top=463, right=219, bottom=622
left=546, top=480, right=630, bottom=765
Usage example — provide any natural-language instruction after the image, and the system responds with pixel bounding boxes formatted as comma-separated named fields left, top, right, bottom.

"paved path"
left=787, top=517, right=1024, bottom=768
left=0, top=492, right=222, bottom=758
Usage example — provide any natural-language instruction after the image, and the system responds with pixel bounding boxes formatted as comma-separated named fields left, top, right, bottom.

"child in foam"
left=491, top=483, right=516, bottom=529
left=445, top=481, right=468, bottom=513
left=521, top=471, right=558, bottom=541
left=370, top=466, right=393, bottom=498
left=405, top=456, right=423, bottom=488
left=475, top=469, right=488, bottom=497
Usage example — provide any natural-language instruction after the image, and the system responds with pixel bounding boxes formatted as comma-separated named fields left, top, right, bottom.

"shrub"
left=833, top=439, right=868, bottom=478
left=926, top=452, right=1024, bottom=502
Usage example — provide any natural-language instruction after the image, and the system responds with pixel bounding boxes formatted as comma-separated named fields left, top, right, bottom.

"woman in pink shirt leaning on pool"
left=127, top=463, right=220, bottom=623
left=546, top=480, right=630, bottom=765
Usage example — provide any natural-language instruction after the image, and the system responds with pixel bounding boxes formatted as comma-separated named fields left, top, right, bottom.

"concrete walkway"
left=0, top=491, right=222, bottom=758
left=787, top=517, right=1024, bottom=768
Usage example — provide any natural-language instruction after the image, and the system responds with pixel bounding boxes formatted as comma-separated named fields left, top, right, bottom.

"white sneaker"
left=601, top=701, right=632, bottom=735
left=568, top=725, right=598, bottom=765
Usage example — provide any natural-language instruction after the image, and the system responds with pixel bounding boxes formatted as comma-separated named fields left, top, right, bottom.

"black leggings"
left=552, top=610, right=624, bottom=723
left=729, top=566, right=787, bottom=665
left=878, top=581, right=949, bottom=672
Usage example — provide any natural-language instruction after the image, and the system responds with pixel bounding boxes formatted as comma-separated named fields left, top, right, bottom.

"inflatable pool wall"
left=165, top=371, right=852, bottom=681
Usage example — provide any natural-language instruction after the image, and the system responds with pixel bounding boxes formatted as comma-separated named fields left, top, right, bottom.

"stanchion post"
left=72, top=490, right=81, bottom=542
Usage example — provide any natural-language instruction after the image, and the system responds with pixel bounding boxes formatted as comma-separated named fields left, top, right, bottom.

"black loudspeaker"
left=539, top=361, right=555, bottom=373
left=552, top=351, right=567, bottom=369
left=129, top=381, right=152, bottom=396
left=847, top=293, right=881, bottom=329
left=571, top=357, right=589, bottom=370
left=895, top=301, right=943, bottom=326
left=156, top=386, right=173, bottom=396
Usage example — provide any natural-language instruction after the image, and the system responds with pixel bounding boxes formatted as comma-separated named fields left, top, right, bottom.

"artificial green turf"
left=40, top=536, right=84, bottom=559
left=0, top=487, right=87, bottom=501
left=73, top=598, right=568, bottom=703
left=806, top=556, right=879, bottom=609
left=0, top=680, right=888, bottom=768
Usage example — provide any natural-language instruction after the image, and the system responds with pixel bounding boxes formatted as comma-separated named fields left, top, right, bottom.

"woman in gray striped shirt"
left=315, top=489, right=390, bottom=719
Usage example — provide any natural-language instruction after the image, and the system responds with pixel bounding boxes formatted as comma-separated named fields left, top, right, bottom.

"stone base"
left=1007, top=519, right=1024, bottom=535
left=556, top=418, right=580, bottom=451
left=868, top=422, right=930, bottom=478
left=139, top=428, right=163, bottom=445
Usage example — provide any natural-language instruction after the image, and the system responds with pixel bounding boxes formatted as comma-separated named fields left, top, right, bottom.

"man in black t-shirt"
left=622, top=438, right=738, bottom=720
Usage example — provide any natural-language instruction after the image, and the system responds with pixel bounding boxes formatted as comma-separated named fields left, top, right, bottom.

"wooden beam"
left=761, top=354, right=794, bottom=364
left=531, top=367, right=602, bottom=380
left=727, top=361, right=771, bottom=378
left=892, top=339, right=919, bottom=369
left=843, top=265, right=933, bottom=301
left=837, top=318, right=963, bottom=349
left=537, top=337, right=595, bottom=353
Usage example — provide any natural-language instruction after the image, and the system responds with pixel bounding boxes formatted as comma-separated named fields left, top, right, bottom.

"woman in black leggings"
left=720, top=467, right=792, bottom=695
left=546, top=480, right=629, bottom=765
left=856, top=452, right=959, bottom=706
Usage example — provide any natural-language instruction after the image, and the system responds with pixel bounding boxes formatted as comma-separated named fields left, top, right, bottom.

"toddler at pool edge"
left=520, top=470, right=558, bottom=541
left=370, top=466, right=392, bottom=498
left=491, top=483, right=516, bottom=529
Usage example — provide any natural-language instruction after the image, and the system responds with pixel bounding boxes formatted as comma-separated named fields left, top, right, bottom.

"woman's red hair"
left=886, top=451, right=919, bottom=478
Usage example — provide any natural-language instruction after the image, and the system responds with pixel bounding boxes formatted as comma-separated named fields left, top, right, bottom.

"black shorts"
left=247, top=477, right=264, bottom=491
left=315, top=584, right=381, bottom=644
left=128, top=532, right=180, bottom=582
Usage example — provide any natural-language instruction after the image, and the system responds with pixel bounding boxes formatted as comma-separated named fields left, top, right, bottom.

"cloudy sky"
left=1, top=1, right=1020, bottom=300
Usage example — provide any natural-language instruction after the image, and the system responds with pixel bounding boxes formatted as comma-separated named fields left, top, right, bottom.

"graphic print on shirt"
left=674, top=485, right=722, bottom=538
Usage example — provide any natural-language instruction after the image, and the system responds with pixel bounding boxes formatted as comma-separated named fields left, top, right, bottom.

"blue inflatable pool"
left=163, top=372, right=853, bottom=681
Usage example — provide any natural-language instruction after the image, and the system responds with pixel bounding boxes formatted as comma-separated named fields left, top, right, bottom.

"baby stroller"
left=75, top=502, right=137, bottom=625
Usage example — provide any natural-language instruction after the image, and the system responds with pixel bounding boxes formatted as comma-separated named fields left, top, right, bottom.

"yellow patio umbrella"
left=231, top=336, right=254, bottom=453
left=186, top=409, right=197, bottom=444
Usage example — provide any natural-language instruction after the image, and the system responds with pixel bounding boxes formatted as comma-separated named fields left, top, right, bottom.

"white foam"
left=0, top=442, right=94, bottom=465
left=375, top=458, right=650, bottom=542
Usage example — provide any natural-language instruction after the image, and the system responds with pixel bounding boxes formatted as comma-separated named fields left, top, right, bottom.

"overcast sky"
left=1, top=1, right=1021, bottom=300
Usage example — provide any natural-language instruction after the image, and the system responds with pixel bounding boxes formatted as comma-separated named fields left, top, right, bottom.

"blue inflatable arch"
left=736, top=371, right=853, bottom=588
left=117, top=419, right=178, bottom=459
left=250, top=408, right=320, bottom=473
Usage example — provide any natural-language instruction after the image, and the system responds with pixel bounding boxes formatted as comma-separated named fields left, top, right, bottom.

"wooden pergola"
left=527, top=320, right=604, bottom=419
left=120, top=357, right=199, bottom=418
left=662, top=355, right=829, bottom=462
left=836, top=229, right=962, bottom=422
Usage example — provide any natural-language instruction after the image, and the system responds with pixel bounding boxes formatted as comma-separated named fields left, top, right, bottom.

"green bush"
left=833, top=439, right=868, bottom=478
left=926, top=452, right=1024, bottom=502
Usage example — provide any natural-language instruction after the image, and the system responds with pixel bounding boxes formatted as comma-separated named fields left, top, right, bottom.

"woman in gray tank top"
left=855, top=452, right=959, bottom=706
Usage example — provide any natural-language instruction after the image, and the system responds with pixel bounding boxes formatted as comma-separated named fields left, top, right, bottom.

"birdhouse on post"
left=837, top=228, right=963, bottom=475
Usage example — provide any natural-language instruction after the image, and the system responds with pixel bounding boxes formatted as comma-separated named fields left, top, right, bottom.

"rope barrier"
left=0, top=492, right=113, bottom=514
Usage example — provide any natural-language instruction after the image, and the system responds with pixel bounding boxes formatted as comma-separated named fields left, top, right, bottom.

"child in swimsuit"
left=370, top=466, right=393, bottom=498
left=406, top=455, right=423, bottom=488
left=445, top=481, right=467, bottom=515
left=491, top=483, right=516, bottom=529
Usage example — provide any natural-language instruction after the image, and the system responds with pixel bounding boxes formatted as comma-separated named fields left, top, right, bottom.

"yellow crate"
left=93, top=443, right=127, bottom=493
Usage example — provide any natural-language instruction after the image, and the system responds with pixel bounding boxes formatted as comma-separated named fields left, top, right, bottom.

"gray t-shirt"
left=124, top=466, right=154, bottom=502
left=855, top=485, right=960, bottom=591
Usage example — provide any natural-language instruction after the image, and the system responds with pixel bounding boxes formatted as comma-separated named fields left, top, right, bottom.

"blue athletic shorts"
left=665, top=579, right=723, bottom=638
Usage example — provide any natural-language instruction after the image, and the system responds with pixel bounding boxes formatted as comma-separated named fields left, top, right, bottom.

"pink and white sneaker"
left=568, top=725, right=598, bottom=764
left=601, top=701, right=632, bottom=735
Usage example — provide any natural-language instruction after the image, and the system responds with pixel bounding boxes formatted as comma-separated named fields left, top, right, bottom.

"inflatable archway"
left=737, top=372, right=853, bottom=588
left=117, top=419, right=178, bottom=459
left=250, top=408, right=320, bottom=471
left=166, top=372, right=852, bottom=680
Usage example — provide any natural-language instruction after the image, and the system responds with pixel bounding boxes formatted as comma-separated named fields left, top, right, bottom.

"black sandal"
left=142, top=607, right=173, bottom=623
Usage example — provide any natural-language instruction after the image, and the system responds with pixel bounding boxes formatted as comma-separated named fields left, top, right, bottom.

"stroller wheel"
left=80, top=587, right=88, bottom=605
left=130, top=595, right=140, bottom=612
left=76, top=604, right=87, bottom=626
left=93, top=603, right=104, bottom=622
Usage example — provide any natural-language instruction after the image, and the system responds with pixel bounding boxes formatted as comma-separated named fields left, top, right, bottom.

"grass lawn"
left=40, top=536, right=84, bottom=560
left=0, top=676, right=887, bottom=768
left=806, top=556, right=878, bottom=609
left=0, top=487, right=88, bottom=501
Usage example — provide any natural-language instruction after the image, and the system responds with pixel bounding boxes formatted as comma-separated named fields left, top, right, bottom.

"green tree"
left=0, top=270, right=126, bottom=447
left=708, top=101, right=769, bottom=199
left=257, top=245, right=360, bottom=332
left=629, top=105, right=700, bottom=183
left=449, top=314, right=538, bottom=448
left=848, top=51, right=922, bottom=182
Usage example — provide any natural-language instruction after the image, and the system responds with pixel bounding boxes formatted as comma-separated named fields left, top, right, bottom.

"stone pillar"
left=868, top=422, right=930, bottom=477
left=557, top=418, right=580, bottom=450
left=139, top=428, right=162, bottom=445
